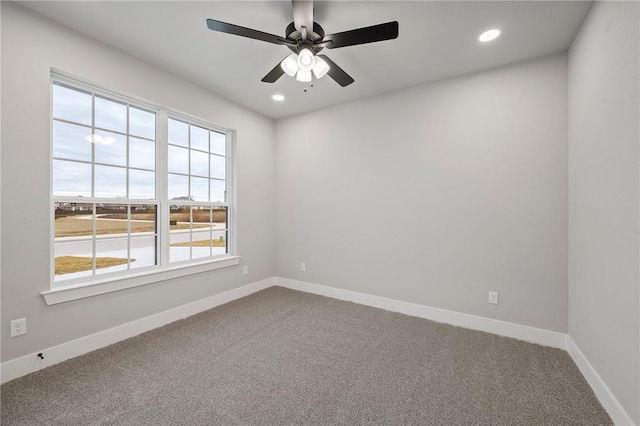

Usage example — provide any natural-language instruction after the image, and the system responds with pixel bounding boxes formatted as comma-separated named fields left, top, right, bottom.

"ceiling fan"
left=206, top=0, right=399, bottom=87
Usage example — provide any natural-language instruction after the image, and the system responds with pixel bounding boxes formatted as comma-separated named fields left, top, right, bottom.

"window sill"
left=41, top=256, right=241, bottom=305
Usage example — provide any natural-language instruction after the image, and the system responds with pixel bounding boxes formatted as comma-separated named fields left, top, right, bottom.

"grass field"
left=171, top=238, right=226, bottom=247
left=55, top=216, right=209, bottom=238
left=102, top=210, right=226, bottom=223
left=55, top=256, right=134, bottom=275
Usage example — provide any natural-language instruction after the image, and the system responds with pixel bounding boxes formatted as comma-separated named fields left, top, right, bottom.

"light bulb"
left=281, top=53, right=299, bottom=77
left=479, top=29, right=501, bottom=42
left=297, top=48, right=315, bottom=72
left=312, top=56, right=330, bottom=79
left=296, top=69, right=312, bottom=83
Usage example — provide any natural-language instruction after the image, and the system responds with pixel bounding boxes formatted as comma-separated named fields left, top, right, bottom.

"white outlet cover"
left=243, top=266, right=249, bottom=275
left=300, top=262, right=306, bottom=272
left=10, top=318, right=27, bottom=337
left=488, top=291, right=499, bottom=305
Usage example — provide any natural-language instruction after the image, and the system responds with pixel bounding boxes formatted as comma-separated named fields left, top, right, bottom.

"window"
left=51, top=77, right=235, bottom=289
left=167, top=118, right=229, bottom=263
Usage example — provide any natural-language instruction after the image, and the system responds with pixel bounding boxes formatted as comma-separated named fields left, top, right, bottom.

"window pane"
left=191, top=228, right=212, bottom=259
left=212, top=207, right=227, bottom=229
left=210, top=154, right=225, bottom=180
left=53, top=121, right=92, bottom=162
left=192, top=206, right=211, bottom=228
left=54, top=241, right=94, bottom=282
left=55, top=203, right=93, bottom=238
left=131, top=205, right=156, bottom=237
left=129, top=169, right=155, bottom=200
left=96, top=204, right=128, bottom=236
left=169, top=206, right=190, bottom=231
left=191, top=150, right=209, bottom=177
left=130, top=236, right=157, bottom=269
left=95, top=238, right=129, bottom=275
left=210, top=131, right=226, bottom=155
left=168, top=145, right=189, bottom=174
left=169, top=206, right=191, bottom=263
left=94, top=130, right=126, bottom=167
left=94, top=165, right=126, bottom=198
left=210, top=179, right=225, bottom=202
left=129, top=107, right=155, bottom=140
left=53, top=159, right=91, bottom=197
left=191, top=177, right=209, bottom=202
left=212, top=230, right=228, bottom=255
left=168, top=173, right=189, bottom=200
left=169, top=242, right=190, bottom=263
left=129, top=137, right=155, bottom=170
left=190, top=125, right=208, bottom=151
left=95, top=96, right=126, bottom=133
left=168, top=118, right=188, bottom=147
left=53, top=84, right=92, bottom=125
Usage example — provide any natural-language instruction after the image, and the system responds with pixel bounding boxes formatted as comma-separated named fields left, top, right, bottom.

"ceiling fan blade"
left=292, top=0, right=314, bottom=37
left=206, top=19, right=287, bottom=45
left=324, top=21, right=399, bottom=49
left=317, top=55, right=354, bottom=87
left=261, top=60, right=286, bottom=83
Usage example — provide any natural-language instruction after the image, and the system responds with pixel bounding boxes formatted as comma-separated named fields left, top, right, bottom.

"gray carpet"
left=1, top=286, right=612, bottom=425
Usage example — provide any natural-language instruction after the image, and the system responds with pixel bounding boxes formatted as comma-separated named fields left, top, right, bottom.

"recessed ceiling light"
left=479, top=29, right=501, bottom=42
left=272, top=94, right=285, bottom=102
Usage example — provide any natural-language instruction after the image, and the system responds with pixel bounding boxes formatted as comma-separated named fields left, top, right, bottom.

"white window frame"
left=43, top=72, right=239, bottom=305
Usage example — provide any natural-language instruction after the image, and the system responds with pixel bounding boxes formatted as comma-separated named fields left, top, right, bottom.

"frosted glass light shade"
left=312, top=57, right=330, bottom=79
left=296, top=69, right=312, bottom=82
left=281, top=54, right=299, bottom=77
left=297, top=48, right=315, bottom=72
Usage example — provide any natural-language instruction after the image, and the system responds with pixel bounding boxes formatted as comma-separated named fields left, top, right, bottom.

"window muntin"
left=51, top=78, right=233, bottom=287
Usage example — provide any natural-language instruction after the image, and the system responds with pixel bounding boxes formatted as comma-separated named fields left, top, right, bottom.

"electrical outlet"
left=10, top=318, right=27, bottom=337
left=488, top=291, right=499, bottom=305
left=243, top=265, right=249, bottom=275
left=300, top=262, right=306, bottom=272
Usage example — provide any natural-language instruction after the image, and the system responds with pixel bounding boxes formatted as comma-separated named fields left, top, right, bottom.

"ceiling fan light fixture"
left=312, top=56, right=330, bottom=79
left=296, top=69, right=312, bottom=82
left=297, top=48, right=315, bottom=72
left=281, top=53, right=299, bottom=76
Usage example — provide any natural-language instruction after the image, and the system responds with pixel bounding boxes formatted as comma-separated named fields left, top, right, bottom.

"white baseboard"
left=566, top=336, right=636, bottom=426
left=0, top=277, right=274, bottom=384
left=276, top=277, right=567, bottom=349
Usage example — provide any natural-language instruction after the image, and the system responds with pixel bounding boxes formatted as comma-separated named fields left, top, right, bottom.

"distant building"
left=170, top=196, right=194, bottom=210
left=56, top=202, right=92, bottom=212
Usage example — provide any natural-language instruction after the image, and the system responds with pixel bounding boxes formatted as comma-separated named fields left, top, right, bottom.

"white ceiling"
left=19, top=1, right=593, bottom=119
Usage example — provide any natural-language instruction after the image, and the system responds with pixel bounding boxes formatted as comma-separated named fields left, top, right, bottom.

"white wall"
left=568, top=1, right=640, bottom=423
left=0, top=3, right=276, bottom=362
left=276, top=53, right=569, bottom=332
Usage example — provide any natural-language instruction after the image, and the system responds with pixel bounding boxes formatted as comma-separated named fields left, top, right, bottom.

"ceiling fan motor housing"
left=285, top=22, right=326, bottom=54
